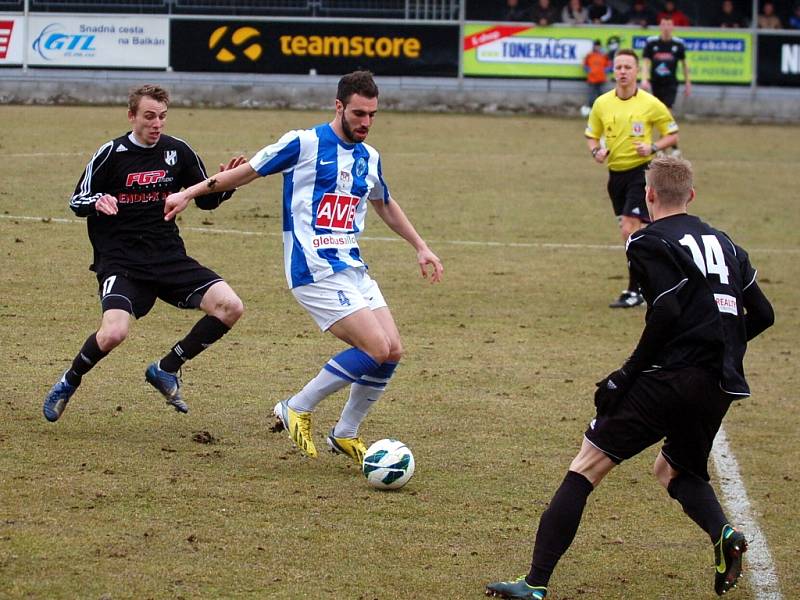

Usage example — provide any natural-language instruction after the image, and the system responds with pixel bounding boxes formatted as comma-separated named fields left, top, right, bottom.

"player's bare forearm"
left=372, top=197, right=443, bottom=282
left=164, top=163, right=258, bottom=221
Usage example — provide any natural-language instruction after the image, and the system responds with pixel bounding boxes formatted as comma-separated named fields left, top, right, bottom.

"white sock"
left=288, top=367, right=349, bottom=413
left=334, top=383, right=386, bottom=438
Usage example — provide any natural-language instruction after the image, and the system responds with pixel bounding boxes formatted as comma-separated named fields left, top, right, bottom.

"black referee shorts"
left=607, top=164, right=650, bottom=222
left=584, top=367, right=732, bottom=481
left=97, top=256, right=223, bottom=319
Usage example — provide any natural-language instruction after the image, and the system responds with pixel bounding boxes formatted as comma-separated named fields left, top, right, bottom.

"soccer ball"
left=580, top=105, right=592, bottom=118
left=362, top=438, right=415, bottom=490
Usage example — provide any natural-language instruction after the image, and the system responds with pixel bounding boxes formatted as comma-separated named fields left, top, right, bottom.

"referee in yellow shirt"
left=586, top=48, right=679, bottom=308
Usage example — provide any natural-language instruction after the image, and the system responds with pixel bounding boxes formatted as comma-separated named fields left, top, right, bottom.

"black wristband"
left=591, top=147, right=600, bottom=157
left=651, top=143, right=659, bottom=154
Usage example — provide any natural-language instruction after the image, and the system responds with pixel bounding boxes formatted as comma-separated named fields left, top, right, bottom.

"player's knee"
left=387, top=340, right=404, bottom=363
left=96, top=324, right=128, bottom=350
left=209, top=292, right=244, bottom=326
left=365, top=336, right=392, bottom=365
left=222, top=294, right=244, bottom=325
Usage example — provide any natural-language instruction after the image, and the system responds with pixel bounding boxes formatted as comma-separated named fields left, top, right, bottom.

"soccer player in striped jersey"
left=42, top=84, right=246, bottom=422
left=164, top=71, right=443, bottom=465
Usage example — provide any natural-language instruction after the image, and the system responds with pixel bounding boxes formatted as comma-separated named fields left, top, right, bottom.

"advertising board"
left=27, top=15, right=168, bottom=68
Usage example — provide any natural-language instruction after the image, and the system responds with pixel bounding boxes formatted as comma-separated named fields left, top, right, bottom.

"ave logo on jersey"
left=164, top=150, right=177, bottom=166
left=315, top=193, right=360, bottom=232
left=126, top=170, right=167, bottom=186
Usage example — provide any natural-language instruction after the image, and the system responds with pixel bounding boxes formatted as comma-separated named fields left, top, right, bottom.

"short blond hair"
left=646, top=156, right=693, bottom=206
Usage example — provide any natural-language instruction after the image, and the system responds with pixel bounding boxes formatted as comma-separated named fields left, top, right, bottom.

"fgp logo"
left=209, top=26, right=262, bottom=63
left=0, top=20, right=14, bottom=60
left=315, top=193, right=360, bottom=232
left=126, top=170, right=166, bottom=186
left=32, top=23, right=96, bottom=60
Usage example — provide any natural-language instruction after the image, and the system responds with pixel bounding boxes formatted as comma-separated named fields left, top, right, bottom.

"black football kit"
left=586, top=213, right=774, bottom=480
left=642, top=36, right=687, bottom=108
left=70, top=132, right=233, bottom=316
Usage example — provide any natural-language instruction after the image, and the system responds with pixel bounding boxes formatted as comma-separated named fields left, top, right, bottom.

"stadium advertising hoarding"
left=26, top=15, right=168, bottom=68
left=0, top=17, right=24, bottom=65
left=757, top=34, right=800, bottom=87
left=170, top=20, right=458, bottom=77
left=463, top=24, right=752, bottom=84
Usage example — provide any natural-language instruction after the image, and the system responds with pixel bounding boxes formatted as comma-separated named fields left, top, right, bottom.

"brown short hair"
left=336, top=71, right=379, bottom=105
left=646, top=156, right=694, bottom=205
left=614, top=48, right=639, bottom=65
left=128, top=84, right=170, bottom=114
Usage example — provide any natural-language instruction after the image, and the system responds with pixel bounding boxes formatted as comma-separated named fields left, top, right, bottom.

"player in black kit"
left=642, top=17, right=691, bottom=156
left=43, top=84, right=246, bottom=422
left=485, top=157, right=774, bottom=599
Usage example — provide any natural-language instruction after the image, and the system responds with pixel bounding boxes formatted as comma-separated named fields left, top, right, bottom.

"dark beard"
left=341, top=114, right=360, bottom=144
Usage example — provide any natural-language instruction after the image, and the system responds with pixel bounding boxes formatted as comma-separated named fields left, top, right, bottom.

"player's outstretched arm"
left=164, top=162, right=259, bottom=221
left=371, top=197, right=443, bottom=283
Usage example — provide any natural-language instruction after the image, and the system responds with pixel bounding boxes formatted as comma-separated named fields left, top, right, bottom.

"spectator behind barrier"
left=588, top=0, right=614, bottom=23
left=502, top=0, right=532, bottom=22
left=717, top=0, right=749, bottom=27
left=758, top=1, right=784, bottom=28
left=562, top=0, right=590, bottom=24
left=531, top=0, right=560, bottom=25
left=657, top=1, right=691, bottom=27
left=792, top=3, right=800, bottom=28
left=582, top=39, right=612, bottom=115
left=626, top=0, right=656, bottom=26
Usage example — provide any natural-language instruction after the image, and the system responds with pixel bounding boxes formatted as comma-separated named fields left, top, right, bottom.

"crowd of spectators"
left=493, top=0, right=800, bottom=28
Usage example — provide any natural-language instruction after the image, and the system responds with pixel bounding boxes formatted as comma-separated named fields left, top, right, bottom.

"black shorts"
left=652, top=83, right=678, bottom=109
left=607, top=164, right=650, bottom=222
left=584, top=367, right=731, bottom=481
left=97, top=256, right=223, bottom=318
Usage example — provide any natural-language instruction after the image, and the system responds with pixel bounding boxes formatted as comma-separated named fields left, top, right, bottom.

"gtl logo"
left=32, top=23, right=96, bottom=60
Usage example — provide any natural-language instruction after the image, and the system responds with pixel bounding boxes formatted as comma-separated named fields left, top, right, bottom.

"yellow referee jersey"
left=585, top=88, right=678, bottom=172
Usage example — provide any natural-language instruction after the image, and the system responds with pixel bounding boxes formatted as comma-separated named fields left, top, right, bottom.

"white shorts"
left=292, top=267, right=388, bottom=331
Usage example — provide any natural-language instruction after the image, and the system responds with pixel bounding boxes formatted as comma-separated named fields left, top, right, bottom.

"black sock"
left=667, top=473, right=728, bottom=543
left=65, top=333, right=109, bottom=387
left=160, top=315, right=230, bottom=373
left=527, top=470, right=594, bottom=588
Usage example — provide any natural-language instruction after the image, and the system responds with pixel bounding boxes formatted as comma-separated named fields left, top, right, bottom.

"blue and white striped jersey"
left=249, top=123, right=390, bottom=289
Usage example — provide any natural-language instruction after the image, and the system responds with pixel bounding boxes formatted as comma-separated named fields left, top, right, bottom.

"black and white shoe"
left=609, top=290, right=644, bottom=309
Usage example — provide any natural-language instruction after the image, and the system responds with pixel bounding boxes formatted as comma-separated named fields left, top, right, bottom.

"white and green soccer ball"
left=362, top=438, right=415, bottom=490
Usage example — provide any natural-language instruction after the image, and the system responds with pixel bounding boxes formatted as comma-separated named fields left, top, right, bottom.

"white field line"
left=712, top=426, right=783, bottom=600
left=2, top=213, right=799, bottom=255
left=0, top=152, right=86, bottom=158
left=2, top=210, right=786, bottom=597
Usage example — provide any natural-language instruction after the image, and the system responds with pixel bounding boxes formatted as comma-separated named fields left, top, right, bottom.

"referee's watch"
left=651, top=143, right=659, bottom=155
